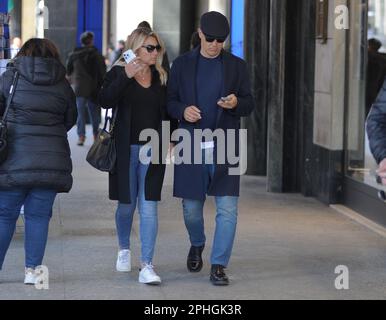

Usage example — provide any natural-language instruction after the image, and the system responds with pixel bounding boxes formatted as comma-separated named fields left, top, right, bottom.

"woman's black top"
left=129, top=79, right=161, bottom=145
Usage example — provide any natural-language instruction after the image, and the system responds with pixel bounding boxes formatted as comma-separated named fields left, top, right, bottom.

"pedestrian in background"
left=67, top=31, right=106, bottom=146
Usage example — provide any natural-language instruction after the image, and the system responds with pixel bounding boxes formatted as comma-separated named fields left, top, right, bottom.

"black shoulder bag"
left=86, top=108, right=118, bottom=173
left=0, top=71, right=19, bottom=165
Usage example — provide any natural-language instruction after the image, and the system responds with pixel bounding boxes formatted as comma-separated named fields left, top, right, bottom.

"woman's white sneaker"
left=24, top=268, right=37, bottom=285
left=139, top=263, right=161, bottom=285
left=116, top=249, right=131, bottom=272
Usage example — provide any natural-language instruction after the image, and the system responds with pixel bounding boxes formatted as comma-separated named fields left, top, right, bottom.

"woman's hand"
left=124, top=57, right=144, bottom=78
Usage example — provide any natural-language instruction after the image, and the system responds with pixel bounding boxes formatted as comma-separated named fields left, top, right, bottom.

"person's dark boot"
left=77, top=135, right=85, bottom=146
left=210, top=264, right=229, bottom=286
left=187, top=245, right=205, bottom=272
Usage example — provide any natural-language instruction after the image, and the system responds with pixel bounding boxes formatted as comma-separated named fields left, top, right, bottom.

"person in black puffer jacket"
left=0, top=38, right=77, bottom=284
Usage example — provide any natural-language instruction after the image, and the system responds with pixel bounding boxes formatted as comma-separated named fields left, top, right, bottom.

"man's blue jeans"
left=0, top=189, right=57, bottom=269
left=115, top=145, right=158, bottom=264
left=76, top=97, right=100, bottom=137
left=182, top=148, right=239, bottom=267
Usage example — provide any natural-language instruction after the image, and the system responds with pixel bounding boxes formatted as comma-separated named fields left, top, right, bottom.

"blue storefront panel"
left=77, top=0, right=103, bottom=52
left=231, top=0, right=244, bottom=59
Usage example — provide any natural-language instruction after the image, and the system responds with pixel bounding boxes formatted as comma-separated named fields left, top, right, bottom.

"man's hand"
left=184, top=106, right=202, bottom=123
left=217, top=94, right=238, bottom=110
left=377, top=158, right=386, bottom=185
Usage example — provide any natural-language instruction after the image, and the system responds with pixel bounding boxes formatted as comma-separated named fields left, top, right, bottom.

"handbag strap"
left=110, top=107, right=118, bottom=131
left=1, top=71, right=19, bottom=122
left=102, top=107, right=118, bottom=133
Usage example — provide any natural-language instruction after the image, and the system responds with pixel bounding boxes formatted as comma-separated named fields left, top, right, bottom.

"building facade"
left=245, top=0, right=386, bottom=227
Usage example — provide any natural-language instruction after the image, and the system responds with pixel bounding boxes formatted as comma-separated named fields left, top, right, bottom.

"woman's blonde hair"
left=115, top=28, right=167, bottom=86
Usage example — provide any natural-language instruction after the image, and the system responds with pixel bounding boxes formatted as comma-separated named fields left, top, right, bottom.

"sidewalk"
left=0, top=127, right=385, bottom=300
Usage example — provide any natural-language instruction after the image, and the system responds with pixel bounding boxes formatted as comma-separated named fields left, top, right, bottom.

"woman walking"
left=0, top=38, right=77, bottom=284
left=99, top=28, right=176, bottom=285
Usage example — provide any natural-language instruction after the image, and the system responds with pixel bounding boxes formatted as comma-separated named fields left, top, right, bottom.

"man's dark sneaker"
left=210, top=264, right=229, bottom=286
left=187, top=245, right=205, bottom=272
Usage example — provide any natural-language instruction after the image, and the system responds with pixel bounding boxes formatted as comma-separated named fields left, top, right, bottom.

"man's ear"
left=197, top=28, right=203, bottom=40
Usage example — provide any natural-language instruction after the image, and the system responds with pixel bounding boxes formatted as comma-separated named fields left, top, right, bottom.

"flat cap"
left=200, top=11, right=230, bottom=40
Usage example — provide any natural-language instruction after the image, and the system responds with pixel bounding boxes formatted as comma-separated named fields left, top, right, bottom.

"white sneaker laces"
left=119, top=250, right=129, bottom=264
left=25, top=267, right=35, bottom=275
left=142, top=263, right=156, bottom=273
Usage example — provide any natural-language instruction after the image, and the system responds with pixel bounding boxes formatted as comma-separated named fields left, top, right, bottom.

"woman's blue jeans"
left=115, top=145, right=158, bottom=264
left=0, top=188, right=57, bottom=269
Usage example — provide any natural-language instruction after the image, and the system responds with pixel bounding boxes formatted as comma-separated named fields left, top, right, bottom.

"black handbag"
left=0, top=71, right=19, bottom=165
left=86, top=108, right=118, bottom=173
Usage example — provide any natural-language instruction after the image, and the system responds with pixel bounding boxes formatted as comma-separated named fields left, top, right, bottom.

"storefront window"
left=345, top=0, right=386, bottom=190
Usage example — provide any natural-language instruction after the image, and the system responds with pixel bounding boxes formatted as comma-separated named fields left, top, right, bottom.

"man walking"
left=67, top=31, right=106, bottom=146
left=167, top=11, right=254, bottom=285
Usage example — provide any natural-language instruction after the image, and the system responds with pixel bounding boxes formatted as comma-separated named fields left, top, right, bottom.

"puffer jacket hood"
left=14, top=56, right=66, bottom=86
left=0, top=57, right=77, bottom=193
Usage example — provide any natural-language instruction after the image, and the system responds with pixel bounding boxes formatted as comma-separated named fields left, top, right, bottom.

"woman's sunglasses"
left=142, top=44, right=162, bottom=53
left=204, top=35, right=225, bottom=43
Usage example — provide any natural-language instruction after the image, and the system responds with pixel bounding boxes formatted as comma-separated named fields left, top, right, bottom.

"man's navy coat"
left=367, top=78, right=386, bottom=164
left=167, top=47, right=254, bottom=200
